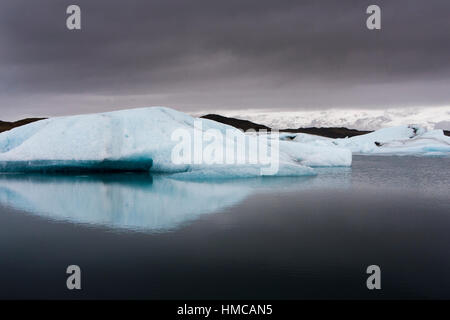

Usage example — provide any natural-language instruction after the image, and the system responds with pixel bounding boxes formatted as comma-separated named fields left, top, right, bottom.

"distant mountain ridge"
left=202, top=114, right=373, bottom=138
left=201, top=114, right=271, bottom=131
left=0, top=118, right=46, bottom=133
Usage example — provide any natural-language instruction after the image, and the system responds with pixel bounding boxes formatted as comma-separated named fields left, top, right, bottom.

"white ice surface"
left=290, top=125, right=450, bottom=156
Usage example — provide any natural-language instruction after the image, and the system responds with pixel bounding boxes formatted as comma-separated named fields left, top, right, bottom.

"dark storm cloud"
left=0, top=0, right=449, bottom=118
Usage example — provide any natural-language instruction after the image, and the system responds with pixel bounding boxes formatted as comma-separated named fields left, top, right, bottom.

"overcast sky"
left=0, top=0, right=449, bottom=120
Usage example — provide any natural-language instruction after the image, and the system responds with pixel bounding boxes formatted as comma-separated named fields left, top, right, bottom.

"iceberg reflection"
left=0, top=170, right=350, bottom=232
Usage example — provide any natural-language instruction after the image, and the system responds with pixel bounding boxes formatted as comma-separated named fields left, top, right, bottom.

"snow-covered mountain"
left=195, top=106, right=450, bottom=131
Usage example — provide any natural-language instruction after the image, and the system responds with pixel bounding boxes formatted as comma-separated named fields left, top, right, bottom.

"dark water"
left=0, top=156, right=449, bottom=299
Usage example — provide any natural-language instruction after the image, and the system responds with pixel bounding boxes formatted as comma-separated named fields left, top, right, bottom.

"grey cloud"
left=0, top=0, right=449, bottom=119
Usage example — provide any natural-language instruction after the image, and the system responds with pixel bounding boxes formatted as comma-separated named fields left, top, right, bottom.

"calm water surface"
left=0, top=156, right=449, bottom=299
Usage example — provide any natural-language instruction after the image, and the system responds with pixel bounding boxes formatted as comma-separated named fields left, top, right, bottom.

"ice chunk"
left=288, top=125, right=450, bottom=156
left=335, top=125, right=450, bottom=155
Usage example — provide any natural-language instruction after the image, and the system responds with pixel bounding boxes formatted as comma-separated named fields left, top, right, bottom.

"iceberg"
left=290, top=125, right=450, bottom=156
left=0, top=107, right=351, bottom=177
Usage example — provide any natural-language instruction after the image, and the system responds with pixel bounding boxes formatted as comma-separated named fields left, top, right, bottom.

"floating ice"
left=290, top=125, right=450, bottom=156
left=0, top=107, right=351, bottom=176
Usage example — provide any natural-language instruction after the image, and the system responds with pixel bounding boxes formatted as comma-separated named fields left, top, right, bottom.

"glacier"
left=0, top=107, right=351, bottom=177
left=289, top=125, right=450, bottom=156
left=203, top=106, right=450, bottom=131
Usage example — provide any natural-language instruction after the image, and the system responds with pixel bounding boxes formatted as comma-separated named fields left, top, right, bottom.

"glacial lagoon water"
left=0, top=156, right=449, bottom=299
